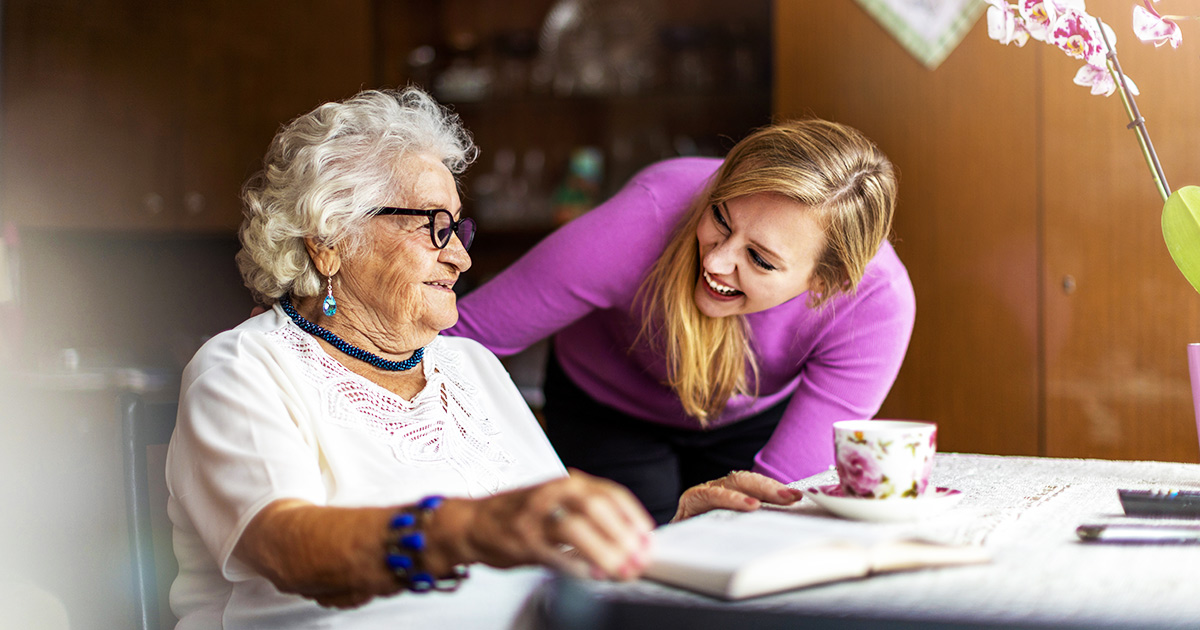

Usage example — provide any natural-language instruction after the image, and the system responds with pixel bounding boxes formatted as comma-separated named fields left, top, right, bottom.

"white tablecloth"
left=546, top=453, right=1200, bottom=629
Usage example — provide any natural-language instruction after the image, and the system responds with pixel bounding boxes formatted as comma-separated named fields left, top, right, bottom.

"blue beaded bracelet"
left=385, top=495, right=469, bottom=593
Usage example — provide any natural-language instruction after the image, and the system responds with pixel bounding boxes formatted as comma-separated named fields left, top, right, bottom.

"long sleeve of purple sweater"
left=447, top=158, right=915, bottom=483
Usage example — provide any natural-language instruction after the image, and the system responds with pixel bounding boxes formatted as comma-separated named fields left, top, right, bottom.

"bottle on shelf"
left=552, top=146, right=604, bottom=225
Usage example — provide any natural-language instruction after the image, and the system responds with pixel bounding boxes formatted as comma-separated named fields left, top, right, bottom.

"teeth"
left=703, top=270, right=740, bottom=296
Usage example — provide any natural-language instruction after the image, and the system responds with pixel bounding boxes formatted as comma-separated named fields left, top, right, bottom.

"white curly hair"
left=236, top=86, right=477, bottom=305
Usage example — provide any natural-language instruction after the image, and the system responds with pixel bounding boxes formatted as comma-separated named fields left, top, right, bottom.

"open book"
left=644, top=509, right=989, bottom=600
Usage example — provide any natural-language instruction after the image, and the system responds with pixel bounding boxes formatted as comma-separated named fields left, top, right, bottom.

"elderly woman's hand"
left=431, top=469, right=655, bottom=581
left=235, top=471, right=654, bottom=611
left=671, top=471, right=804, bottom=523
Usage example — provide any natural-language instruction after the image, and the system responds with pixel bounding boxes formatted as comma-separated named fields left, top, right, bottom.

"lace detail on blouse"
left=266, top=323, right=514, bottom=494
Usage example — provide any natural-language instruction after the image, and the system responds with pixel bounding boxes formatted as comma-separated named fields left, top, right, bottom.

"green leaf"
left=1162, top=185, right=1200, bottom=294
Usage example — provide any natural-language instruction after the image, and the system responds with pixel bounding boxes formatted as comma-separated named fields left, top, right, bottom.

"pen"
left=1076, top=523, right=1200, bottom=544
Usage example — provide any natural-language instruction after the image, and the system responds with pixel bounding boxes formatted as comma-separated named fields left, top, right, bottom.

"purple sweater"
left=447, top=157, right=915, bottom=483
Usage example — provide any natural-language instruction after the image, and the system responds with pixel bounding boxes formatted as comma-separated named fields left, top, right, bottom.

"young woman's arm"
left=753, top=248, right=917, bottom=483
left=447, top=158, right=719, bottom=356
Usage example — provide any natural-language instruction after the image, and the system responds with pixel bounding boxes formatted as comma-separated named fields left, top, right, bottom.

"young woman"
left=448, top=119, right=916, bottom=524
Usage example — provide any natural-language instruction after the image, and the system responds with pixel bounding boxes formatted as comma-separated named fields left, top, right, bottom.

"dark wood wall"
left=0, top=0, right=374, bottom=232
left=774, top=0, right=1200, bottom=462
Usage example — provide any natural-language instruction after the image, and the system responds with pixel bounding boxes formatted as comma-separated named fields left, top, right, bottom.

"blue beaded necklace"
left=280, top=295, right=424, bottom=372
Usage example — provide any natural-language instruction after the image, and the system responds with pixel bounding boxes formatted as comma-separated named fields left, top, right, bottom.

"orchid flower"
left=983, top=1, right=1170, bottom=204
left=1074, top=62, right=1139, bottom=96
left=986, top=1, right=1032, bottom=46
left=985, top=2, right=1139, bottom=98
left=984, top=1, right=1200, bottom=297
left=1018, top=0, right=1087, bottom=42
left=1049, top=9, right=1112, bottom=65
left=1133, top=2, right=1184, bottom=48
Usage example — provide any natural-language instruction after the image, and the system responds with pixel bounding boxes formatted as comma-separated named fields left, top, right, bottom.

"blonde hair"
left=236, top=86, right=476, bottom=305
left=636, top=119, right=896, bottom=423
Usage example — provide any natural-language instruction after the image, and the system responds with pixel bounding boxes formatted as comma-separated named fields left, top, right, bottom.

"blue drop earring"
left=322, top=275, right=337, bottom=317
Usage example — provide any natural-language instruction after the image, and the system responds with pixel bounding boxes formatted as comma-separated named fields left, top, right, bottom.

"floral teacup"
left=833, top=420, right=937, bottom=499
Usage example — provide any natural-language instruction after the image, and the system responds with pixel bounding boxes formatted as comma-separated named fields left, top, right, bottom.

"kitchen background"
left=0, top=1, right=771, bottom=628
left=3, top=0, right=1200, bottom=628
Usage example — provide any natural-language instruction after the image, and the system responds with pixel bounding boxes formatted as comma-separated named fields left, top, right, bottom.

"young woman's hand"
left=671, top=470, right=804, bottom=523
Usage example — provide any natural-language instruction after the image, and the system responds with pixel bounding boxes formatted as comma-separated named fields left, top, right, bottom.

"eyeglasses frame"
left=372, top=207, right=476, bottom=251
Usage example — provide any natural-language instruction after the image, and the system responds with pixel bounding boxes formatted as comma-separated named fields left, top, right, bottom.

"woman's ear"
left=304, top=237, right=342, bottom=278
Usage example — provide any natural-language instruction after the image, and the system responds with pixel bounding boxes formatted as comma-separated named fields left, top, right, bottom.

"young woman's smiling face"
left=693, top=192, right=827, bottom=318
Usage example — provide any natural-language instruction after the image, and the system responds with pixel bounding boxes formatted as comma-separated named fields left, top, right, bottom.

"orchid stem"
left=1095, top=17, right=1171, bottom=203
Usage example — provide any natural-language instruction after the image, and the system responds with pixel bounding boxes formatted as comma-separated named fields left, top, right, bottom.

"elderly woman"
left=165, top=87, right=799, bottom=630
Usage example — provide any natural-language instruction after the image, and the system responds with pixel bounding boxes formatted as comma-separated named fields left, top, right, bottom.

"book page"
left=646, top=510, right=898, bottom=599
left=645, top=509, right=988, bottom=600
left=651, top=509, right=896, bottom=568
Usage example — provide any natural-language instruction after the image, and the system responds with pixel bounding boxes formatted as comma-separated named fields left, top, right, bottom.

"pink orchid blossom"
left=1019, top=0, right=1086, bottom=42
left=987, top=1, right=1033, bottom=46
left=985, top=0, right=1178, bottom=205
left=1074, top=62, right=1139, bottom=96
left=1049, top=9, right=1110, bottom=66
left=1133, top=2, right=1183, bottom=48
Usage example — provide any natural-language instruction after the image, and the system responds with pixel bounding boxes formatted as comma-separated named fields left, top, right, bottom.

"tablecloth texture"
left=576, top=453, right=1200, bottom=629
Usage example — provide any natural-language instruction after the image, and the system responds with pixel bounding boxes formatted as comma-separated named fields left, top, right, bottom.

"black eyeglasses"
left=372, top=207, right=476, bottom=251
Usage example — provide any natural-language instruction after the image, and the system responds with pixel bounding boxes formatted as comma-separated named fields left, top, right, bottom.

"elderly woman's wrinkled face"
left=694, top=192, right=826, bottom=318
left=339, top=153, right=471, bottom=346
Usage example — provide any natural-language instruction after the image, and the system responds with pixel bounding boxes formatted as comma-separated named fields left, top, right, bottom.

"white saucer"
left=802, top=484, right=964, bottom=523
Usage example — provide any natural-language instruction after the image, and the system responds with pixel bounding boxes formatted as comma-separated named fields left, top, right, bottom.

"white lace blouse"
left=166, top=305, right=567, bottom=630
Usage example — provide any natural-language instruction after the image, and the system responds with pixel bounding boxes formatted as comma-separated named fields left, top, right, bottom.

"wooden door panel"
left=773, top=2, right=1040, bottom=456
left=1042, top=0, right=1200, bottom=461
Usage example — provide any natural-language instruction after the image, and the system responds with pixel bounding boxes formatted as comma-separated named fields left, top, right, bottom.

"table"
left=538, top=453, right=1200, bottom=630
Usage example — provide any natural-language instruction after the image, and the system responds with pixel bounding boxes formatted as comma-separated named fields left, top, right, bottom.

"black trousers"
left=542, top=348, right=789, bottom=525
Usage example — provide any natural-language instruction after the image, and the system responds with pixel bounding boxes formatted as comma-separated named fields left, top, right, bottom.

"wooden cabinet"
left=774, top=0, right=1200, bottom=462
left=2, top=0, right=770, bottom=243
left=1, top=0, right=373, bottom=232
left=374, top=0, right=773, bottom=280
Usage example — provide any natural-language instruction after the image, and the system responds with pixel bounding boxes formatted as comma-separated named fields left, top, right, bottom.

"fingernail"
left=744, top=497, right=759, bottom=506
left=590, top=565, right=606, bottom=580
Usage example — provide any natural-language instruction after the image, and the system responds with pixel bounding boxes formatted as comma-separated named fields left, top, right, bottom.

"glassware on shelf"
left=519, top=148, right=552, bottom=227
left=659, top=24, right=713, bottom=92
left=472, top=147, right=554, bottom=230
left=537, top=0, right=659, bottom=97
left=725, top=23, right=764, bottom=89
left=672, top=135, right=700, bottom=158
left=491, top=29, right=538, bottom=99
left=433, top=32, right=492, bottom=103
left=471, top=148, right=515, bottom=228
left=405, top=45, right=438, bottom=94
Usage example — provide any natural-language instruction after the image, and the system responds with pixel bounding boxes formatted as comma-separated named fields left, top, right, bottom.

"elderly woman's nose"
left=440, top=238, right=472, bottom=271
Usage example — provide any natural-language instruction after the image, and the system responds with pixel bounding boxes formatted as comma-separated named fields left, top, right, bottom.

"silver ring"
left=547, top=506, right=568, bottom=524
